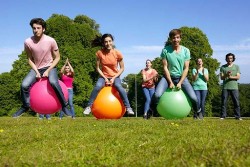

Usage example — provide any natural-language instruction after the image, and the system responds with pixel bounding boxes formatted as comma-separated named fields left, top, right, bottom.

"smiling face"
left=197, top=58, right=203, bottom=66
left=226, top=55, right=234, bottom=65
left=65, top=65, right=71, bottom=73
left=103, top=37, right=113, bottom=50
left=146, top=60, right=152, bottom=68
left=32, top=23, right=44, bottom=39
left=171, top=34, right=181, bottom=47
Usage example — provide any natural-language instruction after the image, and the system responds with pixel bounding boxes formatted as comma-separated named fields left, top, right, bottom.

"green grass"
left=0, top=116, right=249, bottom=167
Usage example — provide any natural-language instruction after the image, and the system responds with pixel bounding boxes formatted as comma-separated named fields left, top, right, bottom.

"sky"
left=0, top=0, right=250, bottom=83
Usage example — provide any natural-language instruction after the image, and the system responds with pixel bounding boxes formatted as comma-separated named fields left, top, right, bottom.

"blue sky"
left=1, top=0, right=250, bottom=83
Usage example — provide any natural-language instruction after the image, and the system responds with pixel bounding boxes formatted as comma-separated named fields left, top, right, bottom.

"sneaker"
left=62, top=107, right=72, bottom=116
left=236, top=117, right=242, bottom=120
left=220, top=117, right=225, bottom=120
left=143, top=114, right=148, bottom=120
left=126, top=108, right=134, bottom=115
left=12, top=107, right=29, bottom=118
left=197, top=108, right=201, bottom=113
left=83, top=106, right=91, bottom=115
left=198, top=112, right=203, bottom=120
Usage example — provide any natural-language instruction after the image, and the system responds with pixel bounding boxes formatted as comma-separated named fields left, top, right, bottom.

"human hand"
left=36, top=73, right=41, bottom=79
left=169, top=82, right=175, bottom=89
left=176, top=83, right=182, bottom=90
left=42, top=70, right=49, bottom=77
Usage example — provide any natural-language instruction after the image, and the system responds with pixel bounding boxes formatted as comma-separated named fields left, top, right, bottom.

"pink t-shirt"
left=61, top=74, right=74, bottom=89
left=24, top=35, right=58, bottom=69
left=141, top=68, right=158, bottom=88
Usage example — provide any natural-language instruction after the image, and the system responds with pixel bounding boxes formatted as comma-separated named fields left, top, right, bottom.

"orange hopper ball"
left=92, top=86, right=125, bottom=119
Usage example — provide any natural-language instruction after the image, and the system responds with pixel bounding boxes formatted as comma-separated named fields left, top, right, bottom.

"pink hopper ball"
left=30, top=78, right=68, bottom=114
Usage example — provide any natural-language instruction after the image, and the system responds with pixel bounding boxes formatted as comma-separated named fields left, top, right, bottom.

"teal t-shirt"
left=220, top=64, right=240, bottom=89
left=160, top=45, right=190, bottom=77
left=192, top=68, right=208, bottom=90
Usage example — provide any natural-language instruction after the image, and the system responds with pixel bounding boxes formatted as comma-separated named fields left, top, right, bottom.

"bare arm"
left=109, top=59, right=125, bottom=84
left=96, top=57, right=110, bottom=84
left=67, top=60, right=74, bottom=75
left=203, top=68, right=209, bottom=82
left=162, top=58, right=174, bottom=88
left=176, top=60, right=189, bottom=89
left=25, top=46, right=40, bottom=78
left=142, top=70, right=158, bottom=82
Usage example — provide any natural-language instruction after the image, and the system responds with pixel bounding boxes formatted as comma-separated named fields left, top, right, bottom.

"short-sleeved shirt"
left=96, top=48, right=123, bottom=78
left=61, top=74, right=74, bottom=89
left=24, top=35, right=58, bottom=69
left=192, top=68, right=208, bottom=90
left=220, top=64, right=240, bottom=89
left=160, top=45, right=190, bottom=77
left=141, top=68, right=158, bottom=88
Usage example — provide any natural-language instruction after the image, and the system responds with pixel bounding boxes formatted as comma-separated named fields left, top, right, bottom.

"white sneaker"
left=83, top=106, right=91, bottom=115
left=126, top=108, right=134, bottom=115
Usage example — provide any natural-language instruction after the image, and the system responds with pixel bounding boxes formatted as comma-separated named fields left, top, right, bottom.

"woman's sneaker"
left=126, top=108, right=134, bottom=115
left=83, top=107, right=91, bottom=115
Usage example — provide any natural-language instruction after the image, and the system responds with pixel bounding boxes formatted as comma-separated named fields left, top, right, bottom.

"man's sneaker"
left=62, top=107, right=72, bottom=116
left=220, top=117, right=225, bottom=120
left=197, top=108, right=201, bottom=113
left=126, top=108, right=134, bottom=115
left=198, top=112, right=203, bottom=120
left=12, top=107, right=29, bottom=118
left=236, top=117, right=242, bottom=120
left=83, top=106, right=91, bottom=115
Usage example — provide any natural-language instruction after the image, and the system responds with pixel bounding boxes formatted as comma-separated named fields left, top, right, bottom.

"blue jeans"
left=60, top=88, right=75, bottom=117
left=194, top=90, right=208, bottom=116
left=39, top=114, right=51, bottom=119
left=86, top=77, right=131, bottom=108
left=221, top=89, right=241, bottom=118
left=142, top=87, right=155, bottom=114
left=154, top=77, right=199, bottom=116
left=20, top=67, right=68, bottom=108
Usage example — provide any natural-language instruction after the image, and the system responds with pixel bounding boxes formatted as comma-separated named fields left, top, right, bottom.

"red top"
left=61, top=74, right=74, bottom=89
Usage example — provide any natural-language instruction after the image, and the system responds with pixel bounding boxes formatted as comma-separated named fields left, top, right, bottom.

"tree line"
left=0, top=14, right=249, bottom=117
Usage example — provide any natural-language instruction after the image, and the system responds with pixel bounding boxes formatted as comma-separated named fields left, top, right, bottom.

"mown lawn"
left=0, top=116, right=249, bottom=167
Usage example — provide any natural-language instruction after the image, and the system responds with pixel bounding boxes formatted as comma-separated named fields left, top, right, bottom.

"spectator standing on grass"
left=141, top=59, right=158, bottom=119
left=59, top=58, right=75, bottom=119
left=192, top=58, right=209, bottom=118
left=220, top=53, right=242, bottom=120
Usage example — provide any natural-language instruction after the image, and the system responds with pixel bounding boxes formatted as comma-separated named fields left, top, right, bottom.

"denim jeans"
left=221, top=89, right=241, bottom=118
left=60, top=88, right=75, bottom=117
left=142, top=87, right=155, bottom=114
left=39, top=114, right=51, bottom=119
left=154, top=77, right=199, bottom=116
left=194, top=90, right=208, bottom=116
left=86, top=77, right=131, bottom=108
left=20, top=67, right=68, bottom=108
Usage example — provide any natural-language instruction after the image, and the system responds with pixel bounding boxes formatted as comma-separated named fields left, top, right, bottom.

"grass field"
left=0, top=116, right=249, bottom=167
